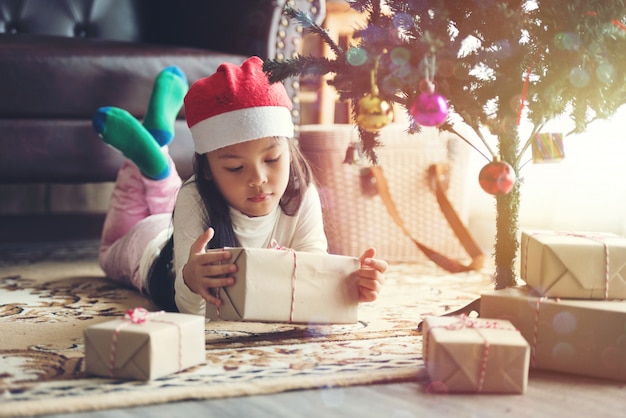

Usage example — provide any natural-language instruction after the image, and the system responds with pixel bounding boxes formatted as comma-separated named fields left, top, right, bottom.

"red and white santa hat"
left=184, top=56, right=294, bottom=154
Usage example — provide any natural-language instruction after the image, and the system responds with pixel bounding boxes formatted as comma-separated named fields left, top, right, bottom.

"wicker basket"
left=298, top=124, right=472, bottom=264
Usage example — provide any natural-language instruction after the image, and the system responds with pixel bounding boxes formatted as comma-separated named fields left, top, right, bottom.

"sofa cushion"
left=0, top=119, right=196, bottom=183
left=0, top=34, right=247, bottom=118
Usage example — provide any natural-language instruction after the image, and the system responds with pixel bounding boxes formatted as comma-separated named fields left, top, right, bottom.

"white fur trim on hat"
left=191, top=106, right=294, bottom=154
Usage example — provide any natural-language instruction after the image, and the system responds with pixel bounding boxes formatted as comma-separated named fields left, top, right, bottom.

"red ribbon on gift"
left=108, top=307, right=183, bottom=378
left=522, top=231, right=612, bottom=299
left=423, top=314, right=517, bottom=392
left=531, top=295, right=549, bottom=368
left=270, top=240, right=298, bottom=323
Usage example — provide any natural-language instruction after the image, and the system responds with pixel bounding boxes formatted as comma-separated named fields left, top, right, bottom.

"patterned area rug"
left=0, top=241, right=493, bottom=417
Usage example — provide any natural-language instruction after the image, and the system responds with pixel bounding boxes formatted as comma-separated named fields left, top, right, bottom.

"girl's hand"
left=354, top=248, right=387, bottom=302
left=182, top=228, right=237, bottom=306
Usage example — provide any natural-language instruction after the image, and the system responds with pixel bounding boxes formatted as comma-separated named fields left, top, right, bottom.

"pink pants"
left=99, top=154, right=182, bottom=291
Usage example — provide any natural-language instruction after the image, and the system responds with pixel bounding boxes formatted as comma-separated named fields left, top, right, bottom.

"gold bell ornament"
left=356, top=58, right=394, bottom=132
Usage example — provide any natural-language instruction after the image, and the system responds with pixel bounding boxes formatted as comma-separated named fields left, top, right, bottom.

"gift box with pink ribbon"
left=205, top=247, right=360, bottom=324
left=521, top=230, right=626, bottom=299
left=421, top=315, right=530, bottom=394
left=481, top=286, right=626, bottom=382
left=84, top=307, right=206, bottom=380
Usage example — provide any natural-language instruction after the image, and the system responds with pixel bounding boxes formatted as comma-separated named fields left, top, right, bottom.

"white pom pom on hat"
left=184, top=56, right=294, bottom=154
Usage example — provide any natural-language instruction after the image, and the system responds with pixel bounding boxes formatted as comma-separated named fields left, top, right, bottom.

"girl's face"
left=206, top=136, right=291, bottom=217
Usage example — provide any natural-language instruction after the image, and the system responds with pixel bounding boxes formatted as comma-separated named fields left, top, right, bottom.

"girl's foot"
left=93, top=107, right=170, bottom=180
left=142, top=66, right=189, bottom=146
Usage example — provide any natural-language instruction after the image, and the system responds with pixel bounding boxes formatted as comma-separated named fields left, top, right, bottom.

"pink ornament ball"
left=410, top=92, right=449, bottom=127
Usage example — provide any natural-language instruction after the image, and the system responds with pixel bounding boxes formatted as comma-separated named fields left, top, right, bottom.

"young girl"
left=94, top=57, right=387, bottom=316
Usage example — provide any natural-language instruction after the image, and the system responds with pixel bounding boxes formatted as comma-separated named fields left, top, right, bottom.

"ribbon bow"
left=124, top=307, right=151, bottom=324
left=447, top=315, right=511, bottom=332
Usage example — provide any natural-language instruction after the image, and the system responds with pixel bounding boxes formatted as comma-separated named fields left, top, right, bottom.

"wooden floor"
left=40, top=371, right=625, bottom=418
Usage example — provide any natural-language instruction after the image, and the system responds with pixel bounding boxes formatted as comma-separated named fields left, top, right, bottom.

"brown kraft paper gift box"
left=422, top=315, right=530, bottom=394
left=521, top=230, right=626, bottom=299
left=481, top=286, right=626, bottom=381
left=205, top=248, right=360, bottom=324
left=84, top=308, right=206, bottom=380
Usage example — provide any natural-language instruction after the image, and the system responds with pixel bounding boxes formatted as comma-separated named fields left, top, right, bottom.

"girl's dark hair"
left=192, top=137, right=313, bottom=249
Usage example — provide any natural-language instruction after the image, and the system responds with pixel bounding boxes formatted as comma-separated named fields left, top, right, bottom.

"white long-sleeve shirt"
left=172, top=176, right=328, bottom=315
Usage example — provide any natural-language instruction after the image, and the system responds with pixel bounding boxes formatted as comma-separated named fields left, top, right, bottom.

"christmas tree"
left=264, top=0, right=626, bottom=288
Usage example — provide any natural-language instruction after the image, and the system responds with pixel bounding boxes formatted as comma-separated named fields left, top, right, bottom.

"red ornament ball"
left=410, top=92, right=449, bottom=127
left=478, top=160, right=516, bottom=195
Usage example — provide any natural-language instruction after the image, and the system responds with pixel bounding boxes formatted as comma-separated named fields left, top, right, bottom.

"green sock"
left=93, top=107, right=170, bottom=180
left=142, top=66, right=188, bottom=146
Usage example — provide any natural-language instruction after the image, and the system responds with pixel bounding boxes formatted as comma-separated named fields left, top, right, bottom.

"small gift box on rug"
left=421, top=315, right=530, bottom=394
left=206, top=247, right=360, bottom=324
left=481, top=286, right=626, bottom=382
left=84, top=307, right=205, bottom=380
left=521, top=230, right=626, bottom=299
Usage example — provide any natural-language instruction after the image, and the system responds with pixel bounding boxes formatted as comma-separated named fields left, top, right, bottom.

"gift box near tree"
left=520, top=230, right=626, bottom=300
left=422, top=315, right=530, bottom=394
left=481, top=286, right=626, bottom=382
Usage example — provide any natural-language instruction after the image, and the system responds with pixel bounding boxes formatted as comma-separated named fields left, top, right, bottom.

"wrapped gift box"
left=84, top=308, right=206, bottom=380
left=481, top=286, right=626, bottom=382
left=521, top=230, right=626, bottom=299
left=206, top=248, right=360, bottom=324
left=422, top=315, right=529, bottom=394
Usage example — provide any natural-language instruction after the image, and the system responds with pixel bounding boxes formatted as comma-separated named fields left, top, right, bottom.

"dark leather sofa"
left=0, top=0, right=325, bottom=242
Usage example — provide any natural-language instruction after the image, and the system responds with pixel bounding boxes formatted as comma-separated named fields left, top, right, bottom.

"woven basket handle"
left=369, top=164, right=485, bottom=273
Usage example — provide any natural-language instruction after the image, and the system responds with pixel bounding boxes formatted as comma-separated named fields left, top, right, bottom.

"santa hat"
left=184, top=56, right=294, bottom=154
